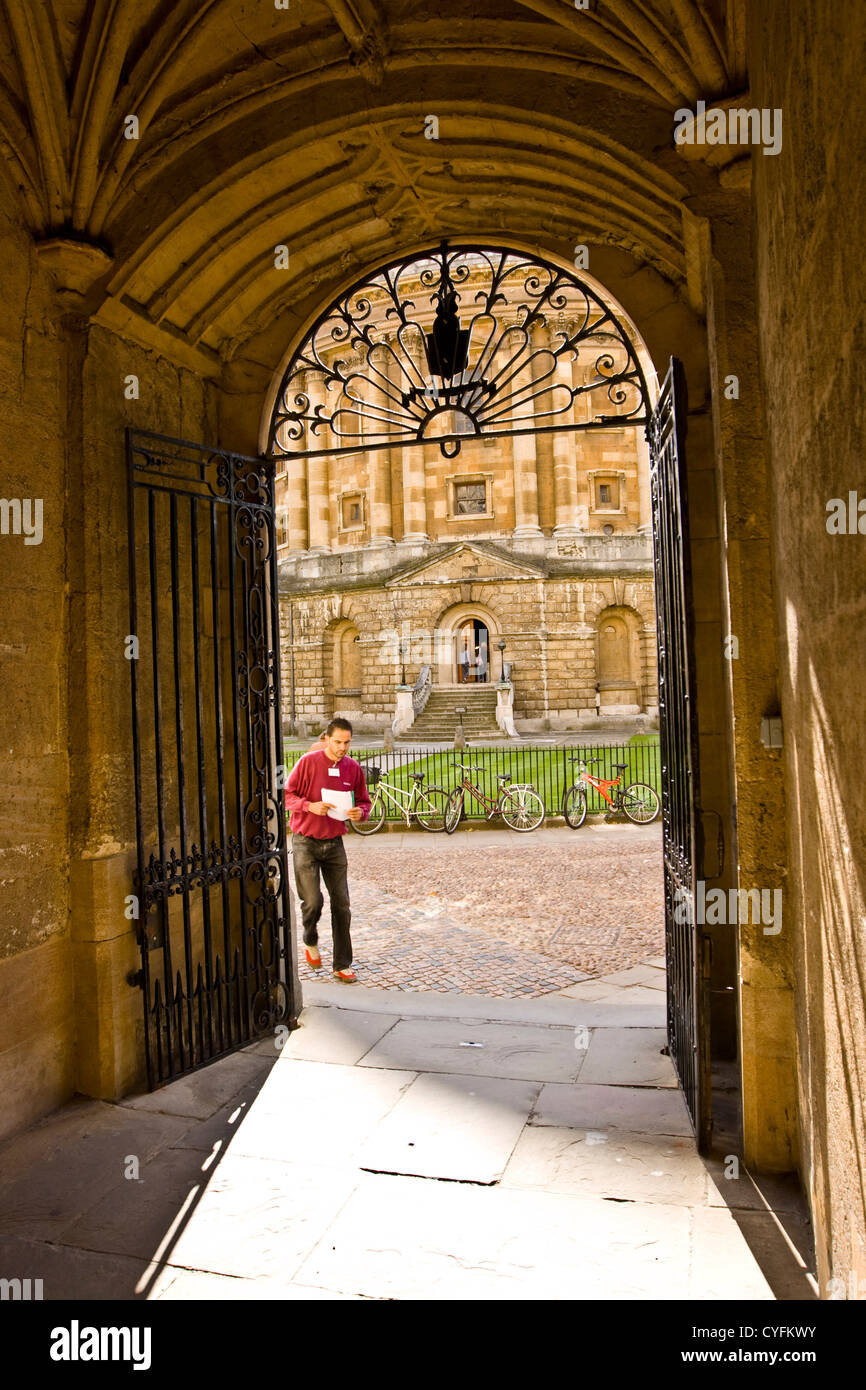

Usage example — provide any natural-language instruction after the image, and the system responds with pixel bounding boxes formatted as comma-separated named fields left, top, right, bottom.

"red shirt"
left=284, top=750, right=371, bottom=838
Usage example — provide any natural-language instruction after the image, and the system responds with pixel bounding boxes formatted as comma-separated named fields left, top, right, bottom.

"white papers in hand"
left=320, top=787, right=354, bottom=821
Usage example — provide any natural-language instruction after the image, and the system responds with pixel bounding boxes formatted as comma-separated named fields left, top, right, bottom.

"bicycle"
left=562, top=755, right=660, bottom=827
left=444, top=761, right=545, bottom=833
left=347, top=766, right=451, bottom=834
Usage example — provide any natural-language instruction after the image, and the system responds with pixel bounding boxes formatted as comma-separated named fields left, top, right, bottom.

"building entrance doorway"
left=456, top=620, right=489, bottom=683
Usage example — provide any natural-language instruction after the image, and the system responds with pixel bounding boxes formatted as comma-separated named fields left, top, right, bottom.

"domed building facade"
left=272, top=250, right=658, bottom=736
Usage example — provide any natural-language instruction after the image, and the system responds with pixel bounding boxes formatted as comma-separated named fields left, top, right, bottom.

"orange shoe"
left=305, top=947, right=322, bottom=971
left=333, top=968, right=358, bottom=983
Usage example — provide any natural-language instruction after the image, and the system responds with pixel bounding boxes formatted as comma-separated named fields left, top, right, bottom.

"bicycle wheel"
left=621, top=782, right=660, bottom=824
left=414, top=786, right=450, bottom=832
left=348, top=790, right=386, bottom=834
left=501, top=786, right=545, bottom=832
left=563, top=785, right=588, bottom=828
left=444, top=788, right=464, bottom=834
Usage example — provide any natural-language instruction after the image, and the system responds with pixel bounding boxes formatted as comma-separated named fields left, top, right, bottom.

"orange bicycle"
left=563, top=755, right=660, bottom=827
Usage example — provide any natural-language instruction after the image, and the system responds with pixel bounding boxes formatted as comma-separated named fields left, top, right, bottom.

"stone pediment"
left=386, top=544, right=544, bottom=588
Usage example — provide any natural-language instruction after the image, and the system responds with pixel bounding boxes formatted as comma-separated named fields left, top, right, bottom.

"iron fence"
left=283, top=740, right=660, bottom=823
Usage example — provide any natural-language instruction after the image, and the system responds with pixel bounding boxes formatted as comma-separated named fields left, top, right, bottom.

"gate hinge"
left=126, top=969, right=145, bottom=989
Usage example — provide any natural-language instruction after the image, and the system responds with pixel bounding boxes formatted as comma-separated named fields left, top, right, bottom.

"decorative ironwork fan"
left=268, top=242, right=651, bottom=461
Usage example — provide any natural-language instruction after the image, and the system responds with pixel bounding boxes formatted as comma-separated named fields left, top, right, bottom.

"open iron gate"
left=648, top=359, right=711, bottom=1151
left=126, top=429, right=298, bottom=1089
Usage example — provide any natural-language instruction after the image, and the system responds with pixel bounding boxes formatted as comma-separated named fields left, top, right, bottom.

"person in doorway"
left=284, top=717, right=371, bottom=982
left=461, top=647, right=470, bottom=683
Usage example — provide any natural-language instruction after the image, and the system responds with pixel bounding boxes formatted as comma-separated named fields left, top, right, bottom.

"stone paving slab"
left=159, top=1152, right=362, bottom=1283
left=577, top=1027, right=678, bottom=1087
left=530, top=1081, right=693, bottom=1136
left=243, top=1005, right=401, bottom=1066
left=118, top=1052, right=272, bottom=1120
left=0, top=1233, right=162, bottom=1301
left=302, top=983, right=665, bottom=1028
left=358, top=1073, right=539, bottom=1184
left=501, top=1125, right=711, bottom=1207
left=0, top=981, right=813, bottom=1302
left=57, top=1145, right=209, bottom=1261
left=554, top=981, right=666, bottom=1008
left=150, top=1268, right=366, bottom=1299
left=0, top=1100, right=193, bottom=1243
left=358, top=1018, right=588, bottom=1083
left=704, top=1162, right=815, bottom=1214
left=599, top=964, right=666, bottom=988
left=295, top=1170, right=697, bottom=1300
left=219, top=1058, right=416, bottom=1168
left=689, top=1207, right=779, bottom=1300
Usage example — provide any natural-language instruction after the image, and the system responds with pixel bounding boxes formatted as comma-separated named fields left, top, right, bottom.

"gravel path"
left=294, top=824, right=665, bottom=997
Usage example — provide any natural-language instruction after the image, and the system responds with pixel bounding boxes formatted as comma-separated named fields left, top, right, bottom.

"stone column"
left=304, top=369, right=331, bottom=553
left=400, top=343, right=428, bottom=544
left=552, top=340, right=581, bottom=536
left=368, top=343, right=395, bottom=547
left=511, top=322, right=543, bottom=538
left=530, top=320, right=556, bottom=530
left=276, top=413, right=308, bottom=554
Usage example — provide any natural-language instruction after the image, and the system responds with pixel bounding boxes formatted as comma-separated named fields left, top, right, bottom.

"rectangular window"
left=595, top=478, right=619, bottom=509
left=454, top=482, right=487, bottom=514
left=340, top=493, right=365, bottom=529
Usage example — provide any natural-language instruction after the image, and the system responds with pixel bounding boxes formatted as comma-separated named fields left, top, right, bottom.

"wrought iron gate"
left=126, top=430, right=298, bottom=1089
left=648, top=360, right=711, bottom=1151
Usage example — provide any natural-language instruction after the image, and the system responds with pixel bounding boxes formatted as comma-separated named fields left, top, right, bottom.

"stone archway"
left=434, top=601, right=503, bottom=687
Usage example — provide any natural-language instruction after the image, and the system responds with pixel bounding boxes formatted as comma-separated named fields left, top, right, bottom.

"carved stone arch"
left=434, top=599, right=503, bottom=686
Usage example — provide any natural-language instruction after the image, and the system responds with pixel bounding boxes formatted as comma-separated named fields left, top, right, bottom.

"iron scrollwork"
left=268, top=242, right=651, bottom=461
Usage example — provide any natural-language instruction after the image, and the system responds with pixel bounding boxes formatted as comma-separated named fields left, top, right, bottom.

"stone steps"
left=398, top=686, right=501, bottom=741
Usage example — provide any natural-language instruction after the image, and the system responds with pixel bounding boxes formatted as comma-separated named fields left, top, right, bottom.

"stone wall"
left=750, top=0, right=866, bottom=1297
left=0, top=193, right=73, bottom=1140
left=0, top=178, right=221, bottom=1133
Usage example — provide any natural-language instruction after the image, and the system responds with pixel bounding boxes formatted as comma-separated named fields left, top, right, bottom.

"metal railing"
left=282, top=740, right=661, bottom=823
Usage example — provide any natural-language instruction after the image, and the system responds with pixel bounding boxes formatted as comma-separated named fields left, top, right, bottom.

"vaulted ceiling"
left=0, top=0, right=749, bottom=371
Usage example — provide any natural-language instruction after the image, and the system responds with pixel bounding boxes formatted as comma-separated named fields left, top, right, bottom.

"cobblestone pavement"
left=293, top=823, right=664, bottom=998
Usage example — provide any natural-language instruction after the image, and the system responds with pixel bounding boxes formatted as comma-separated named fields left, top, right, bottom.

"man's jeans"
left=291, top=833, right=353, bottom=971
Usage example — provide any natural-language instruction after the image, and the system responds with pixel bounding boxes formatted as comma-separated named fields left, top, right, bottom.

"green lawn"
left=283, top=736, right=660, bottom=821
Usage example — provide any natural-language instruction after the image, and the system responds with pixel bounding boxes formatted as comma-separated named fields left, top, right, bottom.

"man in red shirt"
left=284, top=717, right=371, bottom=982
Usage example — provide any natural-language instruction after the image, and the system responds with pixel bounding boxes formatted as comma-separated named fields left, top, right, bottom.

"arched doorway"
left=597, top=606, right=642, bottom=712
left=126, top=245, right=715, bottom=1156
left=455, top=619, right=489, bottom=683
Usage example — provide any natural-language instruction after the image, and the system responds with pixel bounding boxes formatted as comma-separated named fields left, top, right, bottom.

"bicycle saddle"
left=496, top=772, right=510, bottom=781
left=614, top=762, right=627, bottom=772
left=410, top=772, right=424, bottom=781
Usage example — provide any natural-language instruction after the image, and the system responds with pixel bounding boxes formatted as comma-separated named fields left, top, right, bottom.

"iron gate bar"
left=126, top=428, right=298, bottom=1090
left=648, top=358, right=711, bottom=1151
